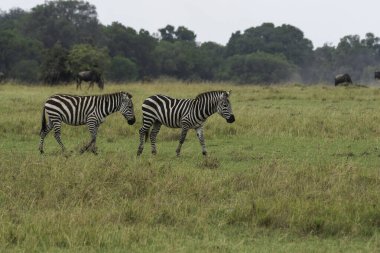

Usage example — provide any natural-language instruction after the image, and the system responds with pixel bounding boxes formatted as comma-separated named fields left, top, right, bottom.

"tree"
left=335, top=35, right=378, bottom=81
left=11, top=60, right=40, bottom=82
left=68, top=44, right=110, bottom=75
left=106, top=56, right=138, bottom=82
left=305, top=44, right=335, bottom=83
left=154, top=40, right=199, bottom=80
left=103, top=22, right=138, bottom=58
left=0, top=29, right=42, bottom=75
left=225, top=23, right=313, bottom=66
left=159, top=25, right=196, bottom=43
left=159, top=25, right=175, bottom=42
left=25, top=0, right=102, bottom=48
left=40, top=42, right=71, bottom=84
left=220, top=52, right=296, bottom=84
left=175, top=26, right=196, bottom=42
left=196, top=42, right=225, bottom=80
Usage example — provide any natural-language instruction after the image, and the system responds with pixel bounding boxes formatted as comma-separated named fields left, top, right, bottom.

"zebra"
left=39, top=92, right=136, bottom=154
left=137, top=90, right=235, bottom=156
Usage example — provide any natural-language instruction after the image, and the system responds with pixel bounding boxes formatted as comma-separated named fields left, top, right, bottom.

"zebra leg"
left=81, top=120, right=99, bottom=154
left=176, top=128, right=189, bottom=156
left=195, top=127, right=207, bottom=156
left=52, top=121, right=66, bottom=152
left=150, top=122, right=162, bottom=155
left=137, top=127, right=147, bottom=156
left=39, top=122, right=53, bottom=154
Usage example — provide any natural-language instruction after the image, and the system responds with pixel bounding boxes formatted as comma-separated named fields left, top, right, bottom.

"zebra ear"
left=226, top=90, right=232, bottom=97
left=127, top=92, right=133, bottom=99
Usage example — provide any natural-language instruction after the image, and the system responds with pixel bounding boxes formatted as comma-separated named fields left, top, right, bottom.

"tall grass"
left=0, top=82, right=379, bottom=252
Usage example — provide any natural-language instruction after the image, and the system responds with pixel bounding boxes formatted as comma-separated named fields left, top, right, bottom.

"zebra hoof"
left=39, top=150, right=44, bottom=154
left=202, top=151, right=207, bottom=156
left=152, top=151, right=157, bottom=155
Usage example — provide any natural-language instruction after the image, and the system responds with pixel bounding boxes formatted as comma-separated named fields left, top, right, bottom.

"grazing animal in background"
left=334, top=73, right=352, bottom=86
left=39, top=92, right=135, bottom=154
left=76, top=70, right=104, bottom=90
left=137, top=90, right=235, bottom=156
left=375, top=71, right=380, bottom=80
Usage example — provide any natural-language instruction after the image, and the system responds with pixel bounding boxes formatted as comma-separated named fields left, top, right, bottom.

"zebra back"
left=44, top=92, right=129, bottom=125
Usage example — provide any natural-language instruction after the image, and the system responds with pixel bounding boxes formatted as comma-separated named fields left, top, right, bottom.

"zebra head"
left=120, top=92, right=136, bottom=125
left=217, top=90, right=235, bottom=123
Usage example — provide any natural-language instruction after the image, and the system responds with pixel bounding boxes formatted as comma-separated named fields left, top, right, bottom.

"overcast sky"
left=1, top=0, right=379, bottom=48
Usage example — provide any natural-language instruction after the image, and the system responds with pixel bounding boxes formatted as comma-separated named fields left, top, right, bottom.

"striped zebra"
left=137, top=90, right=235, bottom=156
left=39, top=92, right=136, bottom=154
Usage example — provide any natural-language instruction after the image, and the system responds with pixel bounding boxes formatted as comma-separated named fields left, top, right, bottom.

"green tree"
left=159, top=25, right=196, bottom=43
left=196, top=42, right=225, bottom=80
left=106, top=56, right=138, bottom=82
left=225, top=23, right=313, bottom=66
left=154, top=40, right=199, bottom=80
left=11, top=59, right=40, bottom=82
left=175, top=26, right=196, bottom=42
left=25, top=0, right=102, bottom=48
left=335, top=34, right=378, bottom=81
left=159, top=25, right=175, bottom=42
left=0, top=29, right=42, bottom=76
left=220, top=52, right=296, bottom=84
left=68, top=44, right=110, bottom=75
left=41, top=42, right=71, bottom=84
left=103, top=22, right=138, bottom=58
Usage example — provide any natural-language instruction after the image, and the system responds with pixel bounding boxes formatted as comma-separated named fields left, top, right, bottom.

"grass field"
left=0, top=82, right=380, bottom=252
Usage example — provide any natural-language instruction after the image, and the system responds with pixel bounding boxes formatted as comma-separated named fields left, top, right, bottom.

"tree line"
left=1, top=0, right=380, bottom=85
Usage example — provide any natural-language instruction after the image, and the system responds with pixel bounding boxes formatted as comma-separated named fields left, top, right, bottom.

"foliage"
left=1, top=1, right=380, bottom=84
left=154, top=40, right=199, bottom=80
left=106, top=56, right=138, bottom=82
left=9, top=59, right=40, bottom=82
left=225, top=23, right=313, bottom=66
left=0, top=29, right=42, bottom=76
left=220, top=52, right=296, bottom=83
left=41, top=42, right=71, bottom=84
left=68, top=43, right=110, bottom=75
left=25, top=0, right=101, bottom=48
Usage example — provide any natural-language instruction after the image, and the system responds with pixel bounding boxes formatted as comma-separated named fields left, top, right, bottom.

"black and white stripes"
left=137, top=90, right=235, bottom=156
left=39, top=92, right=135, bottom=154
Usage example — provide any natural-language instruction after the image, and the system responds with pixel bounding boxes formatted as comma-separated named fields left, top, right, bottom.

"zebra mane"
left=195, top=90, right=225, bottom=100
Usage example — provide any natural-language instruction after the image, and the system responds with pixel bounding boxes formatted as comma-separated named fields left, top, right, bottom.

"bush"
left=106, top=56, right=138, bottom=82
left=219, top=52, right=297, bottom=84
left=10, top=60, right=40, bottom=83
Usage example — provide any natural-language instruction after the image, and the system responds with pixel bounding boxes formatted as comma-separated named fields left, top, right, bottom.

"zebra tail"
left=40, top=107, right=47, bottom=134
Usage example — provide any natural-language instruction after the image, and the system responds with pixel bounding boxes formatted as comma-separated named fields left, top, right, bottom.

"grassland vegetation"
left=0, top=82, right=379, bottom=252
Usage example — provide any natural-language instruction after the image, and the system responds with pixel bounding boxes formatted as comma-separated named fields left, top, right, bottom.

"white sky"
left=1, top=0, right=379, bottom=49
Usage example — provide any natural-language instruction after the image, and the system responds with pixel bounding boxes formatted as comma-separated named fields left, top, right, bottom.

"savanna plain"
left=0, top=82, right=380, bottom=252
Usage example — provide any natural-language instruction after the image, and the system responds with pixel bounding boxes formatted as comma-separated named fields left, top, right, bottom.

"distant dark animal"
left=375, top=71, right=380, bottom=80
left=76, top=70, right=104, bottom=90
left=335, top=74, right=352, bottom=86
left=0, top=72, right=5, bottom=82
left=137, top=90, right=235, bottom=156
left=39, top=92, right=136, bottom=154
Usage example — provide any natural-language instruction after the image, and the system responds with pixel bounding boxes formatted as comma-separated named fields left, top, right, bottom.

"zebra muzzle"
left=226, top=115, right=235, bottom=123
left=127, top=117, right=136, bottom=125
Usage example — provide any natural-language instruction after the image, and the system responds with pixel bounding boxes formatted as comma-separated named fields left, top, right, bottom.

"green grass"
left=0, top=82, right=380, bottom=252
